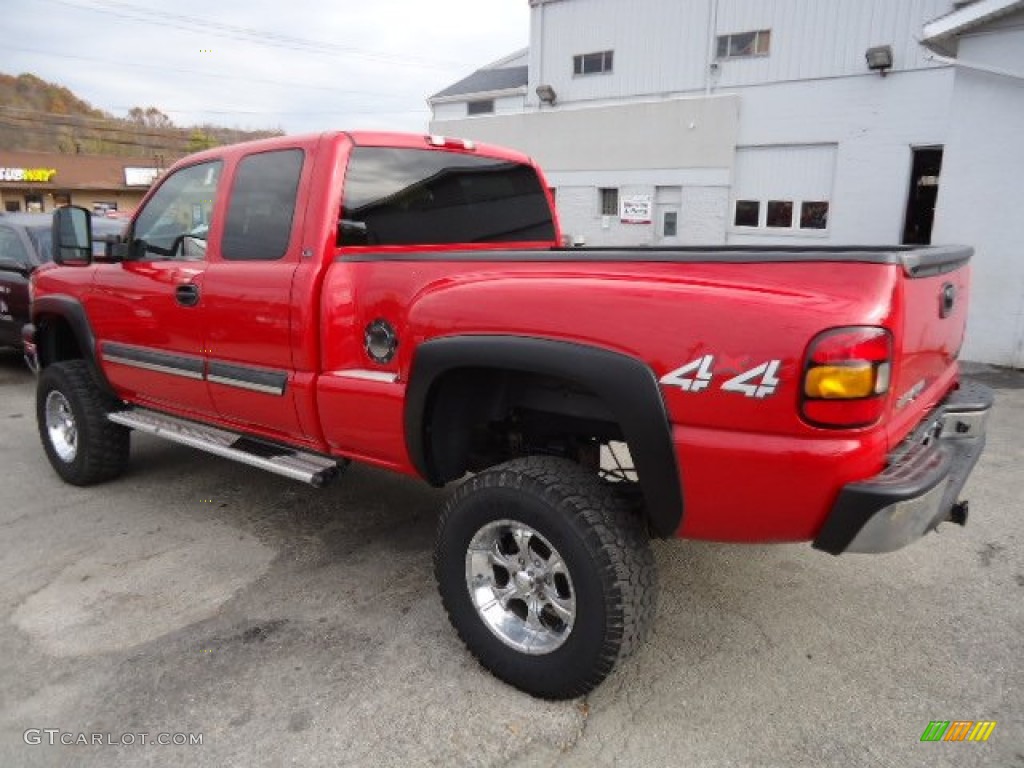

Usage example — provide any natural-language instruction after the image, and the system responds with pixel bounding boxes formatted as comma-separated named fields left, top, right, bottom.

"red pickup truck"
left=27, top=131, right=992, bottom=699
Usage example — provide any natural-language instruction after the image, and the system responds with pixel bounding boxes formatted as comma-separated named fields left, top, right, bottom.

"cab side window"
left=132, top=161, right=222, bottom=260
left=222, top=149, right=304, bottom=261
left=0, top=226, right=31, bottom=267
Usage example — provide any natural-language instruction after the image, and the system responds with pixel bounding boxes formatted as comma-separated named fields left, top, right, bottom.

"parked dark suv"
left=0, top=212, right=123, bottom=352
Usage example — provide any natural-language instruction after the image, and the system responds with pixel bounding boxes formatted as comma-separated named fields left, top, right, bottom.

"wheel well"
left=424, top=366, right=629, bottom=483
left=37, top=314, right=84, bottom=367
left=407, top=335, right=683, bottom=538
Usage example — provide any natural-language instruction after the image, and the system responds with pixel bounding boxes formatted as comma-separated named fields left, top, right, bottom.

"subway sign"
left=0, top=168, right=58, bottom=182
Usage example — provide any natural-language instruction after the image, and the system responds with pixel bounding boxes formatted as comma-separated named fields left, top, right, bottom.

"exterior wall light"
left=536, top=84, right=557, bottom=104
left=866, top=45, right=894, bottom=76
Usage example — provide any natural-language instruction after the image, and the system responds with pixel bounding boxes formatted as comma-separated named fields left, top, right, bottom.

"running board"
left=108, top=408, right=343, bottom=487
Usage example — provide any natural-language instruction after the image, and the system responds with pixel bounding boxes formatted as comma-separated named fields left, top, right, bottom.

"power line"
left=0, top=107, right=202, bottom=141
left=0, top=120, right=189, bottom=154
left=107, top=106, right=430, bottom=117
left=5, top=45, right=423, bottom=98
left=0, top=105, right=427, bottom=128
left=41, top=0, right=466, bottom=70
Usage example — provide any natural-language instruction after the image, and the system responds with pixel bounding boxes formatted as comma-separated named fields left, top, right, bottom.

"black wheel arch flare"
left=405, top=335, right=684, bottom=538
left=31, top=294, right=117, bottom=398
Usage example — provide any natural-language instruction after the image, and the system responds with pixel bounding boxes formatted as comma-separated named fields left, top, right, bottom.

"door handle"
left=175, top=283, right=200, bottom=307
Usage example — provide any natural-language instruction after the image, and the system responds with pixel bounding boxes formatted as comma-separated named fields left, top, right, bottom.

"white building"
left=921, top=0, right=1024, bottom=366
left=428, top=0, right=1024, bottom=366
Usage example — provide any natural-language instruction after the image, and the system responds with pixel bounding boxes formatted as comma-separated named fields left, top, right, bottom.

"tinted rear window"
left=340, top=147, right=555, bottom=246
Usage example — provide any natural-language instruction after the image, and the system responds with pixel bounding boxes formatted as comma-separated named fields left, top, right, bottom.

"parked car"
left=28, top=132, right=992, bottom=699
left=0, top=212, right=123, bottom=352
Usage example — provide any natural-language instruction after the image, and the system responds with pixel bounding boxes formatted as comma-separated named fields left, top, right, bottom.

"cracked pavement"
left=1, top=351, right=1021, bottom=767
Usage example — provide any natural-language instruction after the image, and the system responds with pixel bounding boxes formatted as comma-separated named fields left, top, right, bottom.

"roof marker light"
left=426, top=135, right=476, bottom=151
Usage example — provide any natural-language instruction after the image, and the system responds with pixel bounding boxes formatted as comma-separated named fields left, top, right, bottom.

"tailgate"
left=887, top=246, right=973, bottom=448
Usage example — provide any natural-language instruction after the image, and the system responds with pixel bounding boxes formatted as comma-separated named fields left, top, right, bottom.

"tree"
left=187, top=129, right=217, bottom=152
left=127, top=106, right=175, bottom=129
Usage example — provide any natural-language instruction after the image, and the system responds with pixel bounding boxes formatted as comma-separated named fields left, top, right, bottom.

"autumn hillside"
left=0, top=73, right=282, bottom=159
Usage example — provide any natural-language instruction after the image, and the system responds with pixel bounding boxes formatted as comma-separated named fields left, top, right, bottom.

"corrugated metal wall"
left=714, top=0, right=954, bottom=87
left=528, top=0, right=954, bottom=106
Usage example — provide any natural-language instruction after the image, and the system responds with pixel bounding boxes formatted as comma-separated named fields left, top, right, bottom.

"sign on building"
left=124, top=167, right=161, bottom=187
left=0, top=168, right=57, bottom=183
left=620, top=194, right=652, bottom=224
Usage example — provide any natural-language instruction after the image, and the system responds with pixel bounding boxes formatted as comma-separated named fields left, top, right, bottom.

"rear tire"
left=37, top=360, right=129, bottom=485
left=434, top=456, right=657, bottom=699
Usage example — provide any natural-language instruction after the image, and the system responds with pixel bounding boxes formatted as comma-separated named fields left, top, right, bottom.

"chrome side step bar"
left=108, top=408, right=343, bottom=487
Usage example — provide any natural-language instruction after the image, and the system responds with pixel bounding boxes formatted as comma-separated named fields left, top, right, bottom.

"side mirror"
left=51, top=206, right=92, bottom=266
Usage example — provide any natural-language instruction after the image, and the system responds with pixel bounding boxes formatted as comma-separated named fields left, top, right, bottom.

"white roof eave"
left=922, top=0, right=1024, bottom=56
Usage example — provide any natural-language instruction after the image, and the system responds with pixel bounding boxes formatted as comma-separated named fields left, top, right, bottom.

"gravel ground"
left=0, top=350, right=1020, bottom=767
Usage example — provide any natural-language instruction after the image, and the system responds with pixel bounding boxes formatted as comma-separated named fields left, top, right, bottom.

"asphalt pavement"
left=0, top=349, right=1020, bottom=767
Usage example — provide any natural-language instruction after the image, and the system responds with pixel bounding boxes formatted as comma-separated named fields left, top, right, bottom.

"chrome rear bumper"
left=813, top=379, right=993, bottom=555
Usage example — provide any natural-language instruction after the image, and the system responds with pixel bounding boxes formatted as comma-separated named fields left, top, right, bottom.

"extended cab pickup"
left=27, top=131, right=993, bottom=698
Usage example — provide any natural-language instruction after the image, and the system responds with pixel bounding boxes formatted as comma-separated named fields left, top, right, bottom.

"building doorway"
left=902, top=147, right=942, bottom=245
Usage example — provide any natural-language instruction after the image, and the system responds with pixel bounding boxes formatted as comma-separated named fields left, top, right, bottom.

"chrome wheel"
left=465, top=519, right=576, bottom=655
left=45, top=390, right=78, bottom=463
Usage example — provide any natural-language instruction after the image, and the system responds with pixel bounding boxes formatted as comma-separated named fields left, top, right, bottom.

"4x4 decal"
left=658, top=354, right=714, bottom=392
left=660, top=355, right=782, bottom=399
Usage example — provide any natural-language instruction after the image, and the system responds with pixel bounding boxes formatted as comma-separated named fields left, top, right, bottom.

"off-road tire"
left=37, top=360, right=129, bottom=485
left=434, top=456, right=657, bottom=699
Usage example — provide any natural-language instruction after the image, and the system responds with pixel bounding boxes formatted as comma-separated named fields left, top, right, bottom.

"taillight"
left=801, top=326, right=892, bottom=428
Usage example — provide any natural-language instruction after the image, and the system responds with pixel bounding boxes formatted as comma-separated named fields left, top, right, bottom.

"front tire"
left=434, top=456, right=657, bottom=699
left=37, top=360, right=129, bottom=485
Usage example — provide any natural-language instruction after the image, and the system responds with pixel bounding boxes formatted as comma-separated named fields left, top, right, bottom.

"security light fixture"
left=536, top=84, right=557, bottom=104
left=865, top=45, right=894, bottom=76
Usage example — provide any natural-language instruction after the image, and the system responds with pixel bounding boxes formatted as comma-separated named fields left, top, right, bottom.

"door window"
left=133, top=160, right=222, bottom=260
left=222, top=149, right=304, bottom=261
left=662, top=211, right=678, bottom=238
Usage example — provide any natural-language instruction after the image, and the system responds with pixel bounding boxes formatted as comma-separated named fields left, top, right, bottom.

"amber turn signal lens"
left=804, top=364, right=876, bottom=399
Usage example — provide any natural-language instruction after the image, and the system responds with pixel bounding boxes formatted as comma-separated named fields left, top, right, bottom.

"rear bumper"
left=813, top=379, right=993, bottom=555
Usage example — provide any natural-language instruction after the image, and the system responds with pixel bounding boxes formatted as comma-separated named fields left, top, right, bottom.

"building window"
left=4, top=201, right=20, bottom=212
left=717, top=30, right=771, bottom=59
left=663, top=211, right=678, bottom=237
left=574, top=50, right=614, bottom=76
left=466, top=99, right=494, bottom=116
left=734, top=200, right=760, bottom=227
left=766, top=200, right=793, bottom=228
left=599, top=188, right=618, bottom=216
left=800, top=201, right=829, bottom=230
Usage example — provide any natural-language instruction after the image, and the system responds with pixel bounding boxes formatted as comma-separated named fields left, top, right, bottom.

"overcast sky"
left=4, top=0, right=531, bottom=134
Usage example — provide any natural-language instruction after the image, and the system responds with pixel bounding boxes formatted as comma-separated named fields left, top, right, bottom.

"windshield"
left=26, top=226, right=52, bottom=262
